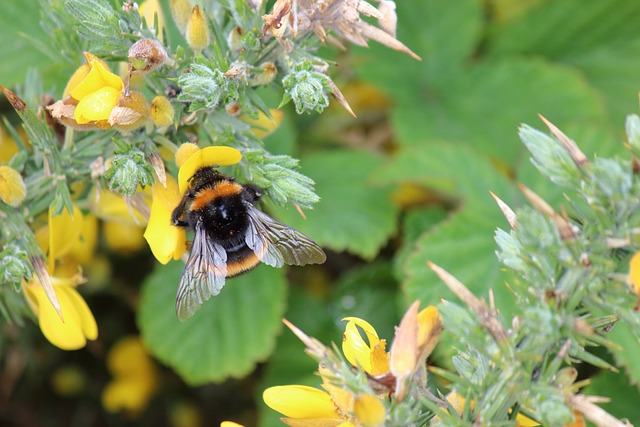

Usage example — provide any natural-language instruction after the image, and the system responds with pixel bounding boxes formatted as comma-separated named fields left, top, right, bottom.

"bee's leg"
left=171, top=192, right=192, bottom=227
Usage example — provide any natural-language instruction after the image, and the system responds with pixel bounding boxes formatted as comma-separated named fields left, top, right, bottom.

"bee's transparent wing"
left=176, top=223, right=227, bottom=321
left=244, top=205, right=326, bottom=268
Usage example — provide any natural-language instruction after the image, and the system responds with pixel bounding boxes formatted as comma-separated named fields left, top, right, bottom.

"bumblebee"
left=171, top=167, right=326, bottom=320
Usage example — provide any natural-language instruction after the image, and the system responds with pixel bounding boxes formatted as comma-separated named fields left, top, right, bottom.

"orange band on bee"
left=190, top=181, right=243, bottom=211
left=226, top=252, right=261, bottom=277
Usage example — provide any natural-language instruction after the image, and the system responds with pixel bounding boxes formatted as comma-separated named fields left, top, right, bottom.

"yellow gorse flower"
left=27, top=204, right=99, bottom=350
left=102, top=336, right=158, bottom=416
left=0, top=165, right=26, bottom=206
left=341, top=317, right=390, bottom=375
left=69, top=57, right=124, bottom=125
left=23, top=268, right=97, bottom=350
left=144, top=145, right=242, bottom=264
left=263, top=385, right=355, bottom=427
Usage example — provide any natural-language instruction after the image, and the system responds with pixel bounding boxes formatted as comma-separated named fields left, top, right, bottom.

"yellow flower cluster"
left=261, top=302, right=441, bottom=427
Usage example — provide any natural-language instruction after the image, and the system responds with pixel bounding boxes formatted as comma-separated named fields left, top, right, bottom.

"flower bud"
left=248, top=62, right=277, bottom=86
left=0, top=165, right=26, bottom=206
left=169, top=0, right=191, bottom=34
left=149, top=95, right=174, bottom=127
left=175, top=143, right=200, bottom=168
left=128, top=38, right=169, bottom=75
left=0, top=242, right=31, bottom=287
left=281, top=63, right=331, bottom=114
left=186, top=5, right=210, bottom=53
left=227, top=26, right=244, bottom=52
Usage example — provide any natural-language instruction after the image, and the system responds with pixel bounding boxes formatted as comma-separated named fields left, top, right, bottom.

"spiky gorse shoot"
left=422, top=115, right=640, bottom=427
left=0, top=0, right=419, bottom=348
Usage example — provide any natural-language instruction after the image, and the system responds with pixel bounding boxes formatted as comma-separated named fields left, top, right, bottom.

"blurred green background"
left=3, top=0, right=640, bottom=426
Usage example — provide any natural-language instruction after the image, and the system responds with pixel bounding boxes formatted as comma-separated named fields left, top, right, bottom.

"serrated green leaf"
left=487, top=0, right=640, bottom=57
left=355, top=0, right=483, bottom=92
left=380, top=143, right=517, bottom=312
left=138, top=262, right=287, bottom=385
left=487, top=0, right=640, bottom=126
left=388, top=58, right=604, bottom=162
left=257, top=287, right=341, bottom=427
left=378, top=142, right=515, bottom=207
left=606, top=321, right=640, bottom=388
left=269, top=150, right=400, bottom=260
left=402, top=208, right=515, bottom=315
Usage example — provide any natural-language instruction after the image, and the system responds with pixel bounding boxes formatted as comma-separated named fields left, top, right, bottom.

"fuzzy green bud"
left=104, top=139, right=154, bottom=197
left=519, top=125, right=580, bottom=188
left=177, top=58, right=239, bottom=111
left=531, top=386, right=574, bottom=426
left=0, top=243, right=31, bottom=289
left=281, top=62, right=331, bottom=115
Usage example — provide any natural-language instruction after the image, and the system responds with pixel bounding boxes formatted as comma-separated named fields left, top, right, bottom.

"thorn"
left=538, top=114, right=589, bottom=167
left=490, top=192, right=517, bottom=229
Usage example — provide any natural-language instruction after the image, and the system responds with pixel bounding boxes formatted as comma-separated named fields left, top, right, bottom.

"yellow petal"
left=0, top=165, right=26, bottom=206
left=0, top=124, right=20, bottom=163
left=175, top=143, right=201, bottom=168
left=139, top=0, right=166, bottom=40
left=102, top=376, right=156, bottom=414
left=90, top=187, right=149, bottom=226
left=516, top=413, right=540, bottom=426
left=103, top=221, right=146, bottom=254
left=221, top=422, right=245, bottom=427
left=106, top=336, right=155, bottom=376
left=629, top=251, right=640, bottom=295
left=74, top=86, right=121, bottom=124
left=70, top=60, right=124, bottom=101
left=241, top=109, right=284, bottom=139
left=144, top=177, right=187, bottom=264
left=36, top=284, right=96, bottom=350
left=353, top=394, right=386, bottom=427
left=177, top=146, right=242, bottom=195
left=368, top=340, right=390, bottom=375
left=341, top=317, right=380, bottom=372
left=417, top=305, right=441, bottom=361
left=281, top=419, right=347, bottom=427
left=263, top=385, right=338, bottom=419
left=150, top=95, right=174, bottom=127
left=319, top=365, right=353, bottom=416
left=67, top=213, right=99, bottom=265
left=49, top=204, right=83, bottom=268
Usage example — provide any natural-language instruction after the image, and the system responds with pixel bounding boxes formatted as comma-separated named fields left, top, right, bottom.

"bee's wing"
left=244, top=204, right=326, bottom=268
left=176, top=223, right=228, bottom=321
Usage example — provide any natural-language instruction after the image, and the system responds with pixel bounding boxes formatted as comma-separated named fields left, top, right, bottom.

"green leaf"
left=380, top=143, right=517, bottom=312
left=257, top=287, right=341, bottom=427
left=584, top=368, right=640, bottom=425
left=388, top=58, right=605, bottom=162
left=402, top=208, right=515, bottom=314
left=487, top=0, right=640, bottom=126
left=269, top=149, right=400, bottom=259
left=138, top=262, right=287, bottom=385
left=355, top=0, right=483, bottom=91
left=606, top=321, right=640, bottom=387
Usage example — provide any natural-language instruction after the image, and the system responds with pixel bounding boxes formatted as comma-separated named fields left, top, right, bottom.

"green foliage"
left=271, top=149, right=400, bottom=259
left=138, top=262, right=287, bottom=385
left=3, top=0, right=640, bottom=425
